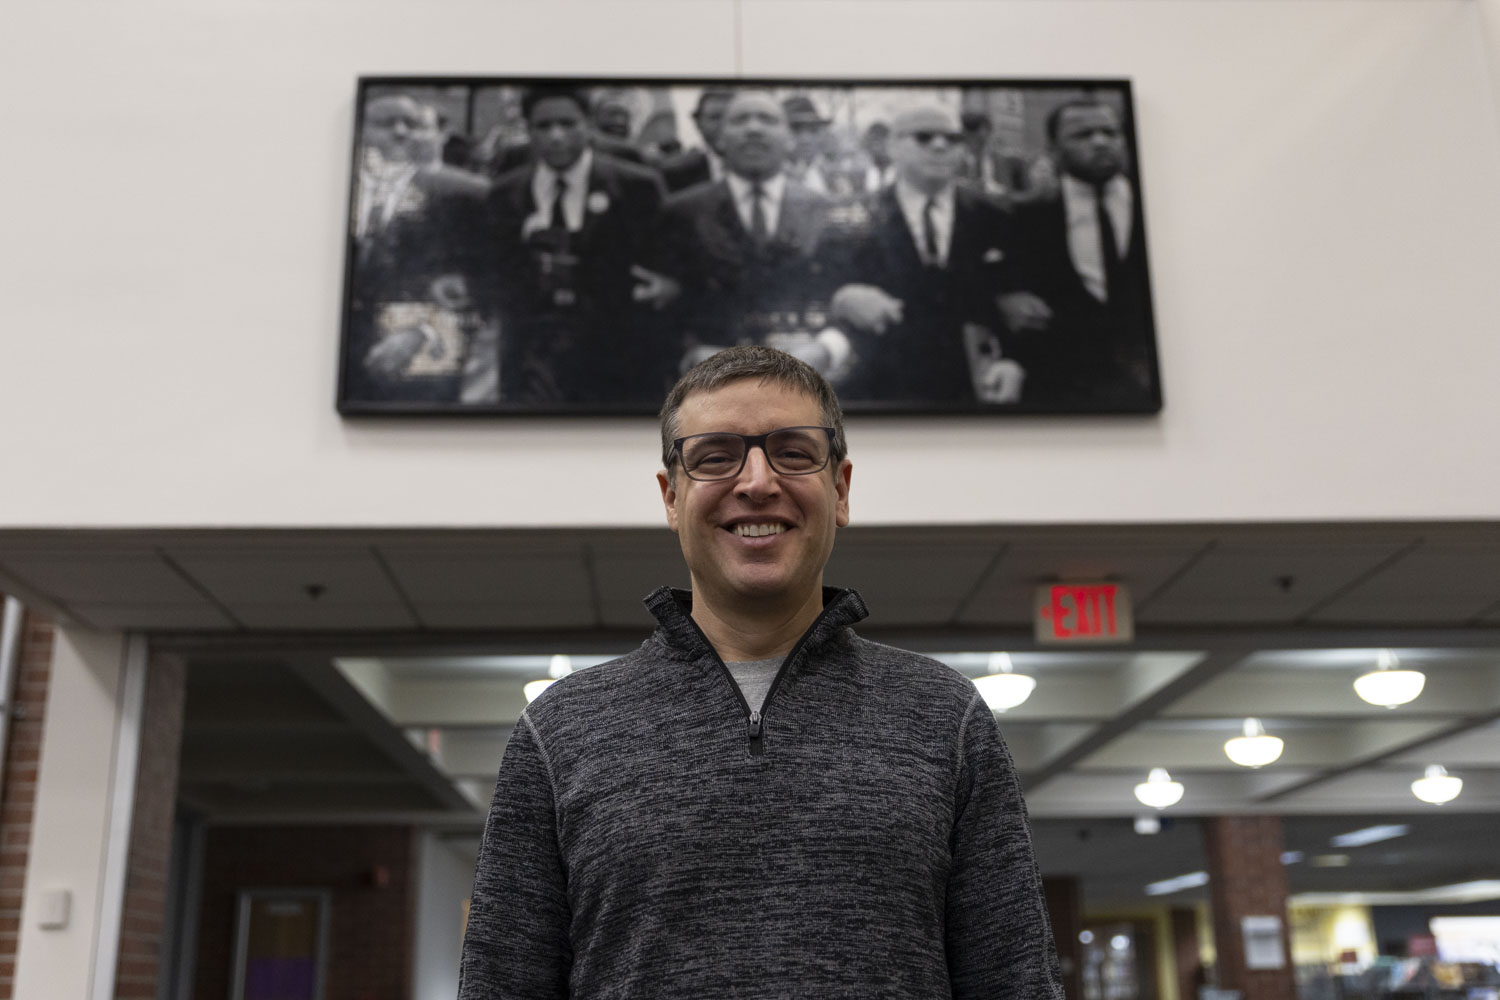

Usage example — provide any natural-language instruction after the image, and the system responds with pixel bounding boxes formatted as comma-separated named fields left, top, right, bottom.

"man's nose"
left=734, top=446, right=780, bottom=498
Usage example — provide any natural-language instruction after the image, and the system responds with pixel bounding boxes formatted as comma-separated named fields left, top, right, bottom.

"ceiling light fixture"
left=523, top=653, right=575, bottom=704
left=1411, top=765, right=1463, bottom=805
left=1134, top=767, right=1184, bottom=809
left=1145, top=871, right=1209, bottom=896
left=973, top=652, right=1036, bottom=711
left=1354, top=649, right=1425, bottom=709
left=1224, top=717, right=1285, bottom=768
left=1330, top=824, right=1411, bottom=848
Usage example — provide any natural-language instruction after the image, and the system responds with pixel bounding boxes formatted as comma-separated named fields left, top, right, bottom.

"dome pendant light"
left=1354, top=649, right=1425, bottom=709
left=1134, top=767, right=1185, bottom=809
left=1411, top=764, right=1462, bottom=805
left=1224, top=717, right=1284, bottom=768
left=973, top=652, right=1036, bottom=711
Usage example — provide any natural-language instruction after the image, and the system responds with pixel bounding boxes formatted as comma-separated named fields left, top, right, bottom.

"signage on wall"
left=1034, top=583, right=1133, bottom=644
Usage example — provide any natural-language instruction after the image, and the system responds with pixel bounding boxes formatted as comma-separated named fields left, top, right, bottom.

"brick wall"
left=193, top=826, right=417, bottom=1000
left=114, top=653, right=187, bottom=1000
left=1203, top=815, right=1297, bottom=1000
left=0, top=607, right=52, bottom=1000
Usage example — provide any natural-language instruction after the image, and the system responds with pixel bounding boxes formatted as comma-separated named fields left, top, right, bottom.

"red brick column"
left=0, top=607, right=53, bottom=1000
left=1202, top=816, right=1296, bottom=1000
left=113, top=653, right=187, bottom=1000
left=1043, top=875, right=1084, bottom=1000
left=1171, top=906, right=1204, bottom=1000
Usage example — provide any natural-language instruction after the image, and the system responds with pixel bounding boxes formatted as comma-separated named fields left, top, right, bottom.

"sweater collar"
left=642, top=586, right=868, bottom=661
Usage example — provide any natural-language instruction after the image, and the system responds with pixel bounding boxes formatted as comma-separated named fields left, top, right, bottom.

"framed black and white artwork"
left=338, top=76, right=1161, bottom=415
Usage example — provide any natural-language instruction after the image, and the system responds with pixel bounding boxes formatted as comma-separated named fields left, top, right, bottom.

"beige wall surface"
left=1, top=0, right=1499, bottom=528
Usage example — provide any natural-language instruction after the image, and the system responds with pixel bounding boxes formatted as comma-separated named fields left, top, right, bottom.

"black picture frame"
left=338, top=76, right=1162, bottom=416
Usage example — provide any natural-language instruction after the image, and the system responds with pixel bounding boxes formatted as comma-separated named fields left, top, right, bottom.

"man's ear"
left=834, top=458, right=852, bottom=528
left=657, top=469, right=680, bottom=533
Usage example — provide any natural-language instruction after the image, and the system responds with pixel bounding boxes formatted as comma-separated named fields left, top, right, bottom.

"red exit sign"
left=1034, top=583, right=1133, bottom=644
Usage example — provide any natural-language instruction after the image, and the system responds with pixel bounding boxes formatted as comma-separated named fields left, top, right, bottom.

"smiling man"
left=458, top=345, right=1065, bottom=999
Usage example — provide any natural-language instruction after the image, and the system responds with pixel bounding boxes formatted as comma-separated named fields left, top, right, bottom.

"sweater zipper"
left=683, top=602, right=839, bottom=757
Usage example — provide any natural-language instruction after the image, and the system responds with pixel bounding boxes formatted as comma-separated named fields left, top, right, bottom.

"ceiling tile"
left=380, top=545, right=591, bottom=608
left=826, top=542, right=998, bottom=626
left=1306, top=543, right=1500, bottom=624
left=416, top=602, right=596, bottom=630
left=229, top=603, right=419, bottom=630
left=1138, top=541, right=1408, bottom=625
left=590, top=541, right=689, bottom=616
left=957, top=541, right=1203, bottom=626
left=168, top=546, right=405, bottom=606
left=70, top=602, right=236, bottom=630
left=0, top=549, right=206, bottom=604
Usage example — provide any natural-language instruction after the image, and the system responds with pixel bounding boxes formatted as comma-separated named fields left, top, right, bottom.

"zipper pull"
left=747, top=710, right=765, bottom=756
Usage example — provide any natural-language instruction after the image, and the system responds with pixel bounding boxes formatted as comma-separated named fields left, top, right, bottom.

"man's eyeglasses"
left=902, top=130, right=963, bottom=148
left=672, top=426, right=835, bottom=482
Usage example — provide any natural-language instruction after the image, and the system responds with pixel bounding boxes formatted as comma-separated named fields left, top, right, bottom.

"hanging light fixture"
left=1353, top=649, right=1425, bottom=709
left=1411, top=765, right=1463, bottom=805
left=1224, top=717, right=1285, bottom=768
left=1133, top=767, right=1184, bottom=809
left=973, top=652, right=1036, bottom=711
left=524, top=653, right=574, bottom=703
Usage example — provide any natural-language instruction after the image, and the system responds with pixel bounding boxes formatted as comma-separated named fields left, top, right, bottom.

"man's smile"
left=727, top=521, right=788, bottom=538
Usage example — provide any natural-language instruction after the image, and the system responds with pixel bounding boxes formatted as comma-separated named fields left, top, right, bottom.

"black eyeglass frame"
left=670, top=425, right=837, bottom=482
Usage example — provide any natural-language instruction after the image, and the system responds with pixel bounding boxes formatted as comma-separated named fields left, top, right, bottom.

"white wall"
left=13, top=628, right=135, bottom=1000
left=411, top=834, right=477, bottom=1000
left=2, top=0, right=1499, bottom=528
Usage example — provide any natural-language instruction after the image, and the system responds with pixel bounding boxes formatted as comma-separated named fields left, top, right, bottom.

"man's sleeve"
left=946, top=693, right=1065, bottom=1000
left=458, top=714, right=572, bottom=1000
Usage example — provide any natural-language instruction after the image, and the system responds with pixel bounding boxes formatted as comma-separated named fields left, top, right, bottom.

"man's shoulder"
left=843, top=634, right=982, bottom=706
left=591, top=151, right=664, bottom=189
left=519, top=643, right=674, bottom=728
left=663, top=178, right=729, bottom=212
left=417, top=164, right=491, bottom=200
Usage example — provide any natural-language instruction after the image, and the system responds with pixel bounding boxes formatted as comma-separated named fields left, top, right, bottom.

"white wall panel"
left=0, top=1, right=1497, bottom=528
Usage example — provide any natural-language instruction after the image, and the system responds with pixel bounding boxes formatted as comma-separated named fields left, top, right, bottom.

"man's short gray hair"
left=658, top=346, right=848, bottom=474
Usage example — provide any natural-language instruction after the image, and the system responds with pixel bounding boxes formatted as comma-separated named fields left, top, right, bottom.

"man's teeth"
left=734, top=523, right=786, bottom=537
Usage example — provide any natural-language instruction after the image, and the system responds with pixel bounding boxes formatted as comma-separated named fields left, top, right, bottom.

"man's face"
left=594, top=102, right=631, bottom=140
left=528, top=96, right=589, bottom=172
left=719, top=93, right=791, bottom=181
left=657, top=380, right=851, bottom=613
left=863, top=126, right=890, bottom=168
left=1053, top=105, right=1126, bottom=185
left=364, top=96, right=440, bottom=167
left=693, top=93, right=731, bottom=153
left=891, top=107, right=964, bottom=194
left=789, top=117, right=826, bottom=163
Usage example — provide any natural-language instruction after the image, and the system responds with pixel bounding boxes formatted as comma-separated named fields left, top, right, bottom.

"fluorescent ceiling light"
left=1353, top=649, right=1425, bottom=708
left=1146, top=871, right=1209, bottom=896
left=973, top=652, right=1036, bottom=711
left=1293, top=882, right=1500, bottom=907
left=1412, top=764, right=1463, bottom=805
left=1281, top=851, right=1305, bottom=865
left=1330, top=824, right=1411, bottom=848
left=1224, top=717, right=1284, bottom=768
left=1134, top=767, right=1184, bottom=809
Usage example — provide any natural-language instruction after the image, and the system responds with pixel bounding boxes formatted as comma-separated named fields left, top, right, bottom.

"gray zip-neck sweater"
left=459, top=587, right=1063, bottom=1000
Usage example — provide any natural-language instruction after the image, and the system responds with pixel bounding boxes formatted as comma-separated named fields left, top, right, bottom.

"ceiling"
left=3, top=521, right=1499, bottom=908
